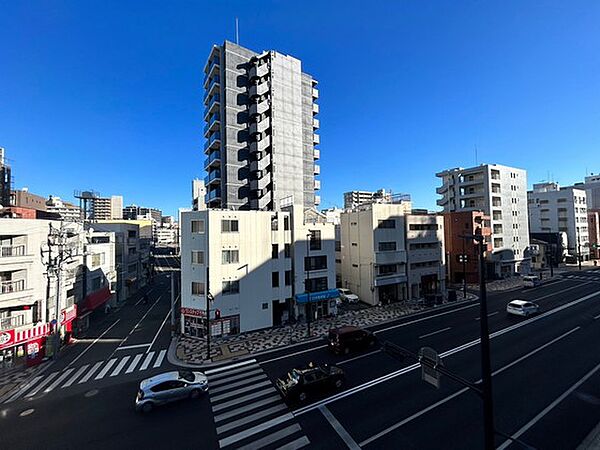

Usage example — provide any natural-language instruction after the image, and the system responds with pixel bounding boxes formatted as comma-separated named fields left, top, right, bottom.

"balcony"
left=315, top=195, right=321, bottom=205
left=249, top=118, right=269, bottom=135
left=313, top=134, right=320, bottom=144
left=250, top=155, right=270, bottom=172
left=205, top=189, right=221, bottom=203
left=313, top=118, right=320, bottom=129
left=313, top=149, right=320, bottom=160
left=203, top=112, right=220, bottom=136
left=436, top=185, right=448, bottom=195
left=248, top=63, right=268, bottom=80
left=204, top=151, right=221, bottom=170
left=203, top=59, right=220, bottom=84
left=249, top=99, right=269, bottom=117
left=203, top=94, right=221, bottom=118
left=204, top=170, right=221, bottom=186
left=250, top=173, right=270, bottom=191
left=204, top=132, right=221, bottom=151
left=312, top=103, right=319, bottom=114
left=1, top=279, right=26, bottom=294
left=249, top=82, right=269, bottom=98
left=203, top=77, right=220, bottom=103
left=314, top=164, right=320, bottom=175
left=312, top=88, right=319, bottom=99
left=375, top=250, right=407, bottom=265
left=249, top=137, right=271, bottom=153
left=314, top=179, right=321, bottom=190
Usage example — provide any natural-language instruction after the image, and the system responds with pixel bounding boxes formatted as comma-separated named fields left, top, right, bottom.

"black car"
left=328, top=326, right=377, bottom=355
left=276, top=364, right=345, bottom=403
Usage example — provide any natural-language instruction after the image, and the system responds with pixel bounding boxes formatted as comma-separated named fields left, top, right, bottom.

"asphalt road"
left=2, top=266, right=599, bottom=450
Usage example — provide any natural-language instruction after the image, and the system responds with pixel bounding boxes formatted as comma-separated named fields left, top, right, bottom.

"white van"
left=523, top=275, right=541, bottom=288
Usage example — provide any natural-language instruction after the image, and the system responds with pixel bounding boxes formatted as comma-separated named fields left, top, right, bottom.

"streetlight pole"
left=462, top=237, right=467, bottom=298
left=578, top=233, right=582, bottom=271
left=305, top=233, right=311, bottom=338
left=205, top=266, right=214, bottom=361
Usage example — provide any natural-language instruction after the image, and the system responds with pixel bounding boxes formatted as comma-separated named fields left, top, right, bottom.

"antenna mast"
left=235, top=18, right=239, bottom=44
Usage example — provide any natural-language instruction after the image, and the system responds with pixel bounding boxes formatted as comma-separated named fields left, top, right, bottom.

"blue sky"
left=1, top=1, right=599, bottom=216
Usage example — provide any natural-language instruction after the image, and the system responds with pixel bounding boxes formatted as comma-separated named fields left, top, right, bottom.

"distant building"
left=0, top=148, right=11, bottom=208
left=343, top=189, right=392, bottom=210
left=46, top=196, right=82, bottom=222
left=122, top=204, right=140, bottom=220
left=192, top=179, right=206, bottom=211
left=11, top=188, right=47, bottom=212
left=574, top=174, right=600, bottom=210
left=91, top=196, right=123, bottom=220
left=436, top=164, right=530, bottom=276
left=588, top=209, right=600, bottom=260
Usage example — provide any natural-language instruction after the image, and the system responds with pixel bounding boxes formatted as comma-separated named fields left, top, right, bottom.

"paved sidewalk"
left=578, top=420, right=600, bottom=450
left=175, top=294, right=478, bottom=366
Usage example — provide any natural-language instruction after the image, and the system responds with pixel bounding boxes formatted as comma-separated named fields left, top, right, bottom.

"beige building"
left=91, top=195, right=123, bottom=220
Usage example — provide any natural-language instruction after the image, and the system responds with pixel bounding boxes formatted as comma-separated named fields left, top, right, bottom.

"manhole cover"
left=19, top=409, right=34, bottom=417
left=84, top=389, right=99, bottom=398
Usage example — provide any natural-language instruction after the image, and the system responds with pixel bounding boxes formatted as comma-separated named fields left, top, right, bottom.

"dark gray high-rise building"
left=0, top=148, right=11, bottom=208
left=203, top=41, right=320, bottom=211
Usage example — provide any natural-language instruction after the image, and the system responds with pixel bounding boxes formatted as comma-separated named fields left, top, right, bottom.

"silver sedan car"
left=135, top=370, right=208, bottom=413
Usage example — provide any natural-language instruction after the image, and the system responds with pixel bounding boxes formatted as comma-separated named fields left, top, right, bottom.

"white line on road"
left=218, top=412, right=294, bottom=448
left=475, top=311, right=499, bottom=321
left=79, top=361, right=103, bottom=384
left=95, top=358, right=117, bottom=380
left=153, top=349, right=166, bottom=368
left=260, top=345, right=328, bottom=365
left=146, top=297, right=176, bottom=354
left=4, top=375, right=43, bottom=403
left=139, top=352, right=154, bottom=371
left=594, top=313, right=600, bottom=320
left=44, top=368, right=75, bottom=393
left=25, top=372, right=58, bottom=398
left=110, top=356, right=131, bottom=377
left=419, top=327, right=452, bottom=339
left=62, top=365, right=89, bottom=388
left=204, top=358, right=257, bottom=375
left=337, top=350, right=381, bottom=366
left=359, top=326, right=581, bottom=447
left=320, top=405, right=361, bottom=449
left=126, top=354, right=143, bottom=374
left=134, top=288, right=154, bottom=306
left=497, top=357, right=600, bottom=450
left=115, top=343, right=151, bottom=351
left=375, top=304, right=479, bottom=335
left=68, top=319, right=120, bottom=368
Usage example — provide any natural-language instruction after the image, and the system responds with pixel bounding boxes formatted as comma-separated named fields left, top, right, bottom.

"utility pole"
left=462, top=237, right=467, bottom=298
left=205, top=266, right=214, bottom=361
left=578, top=233, right=582, bottom=271
left=305, top=234, right=311, bottom=338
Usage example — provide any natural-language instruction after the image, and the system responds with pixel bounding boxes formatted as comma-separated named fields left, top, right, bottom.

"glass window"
left=285, top=270, right=292, bottom=286
left=222, top=280, right=240, bottom=295
left=284, top=216, right=290, bottom=231
left=284, top=244, right=291, bottom=258
left=221, top=219, right=239, bottom=232
left=378, top=219, right=396, bottom=229
left=309, top=230, right=322, bottom=251
left=306, top=277, right=328, bottom=293
left=192, top=251, right=204, bottom=265
left=222, top=250, right=239, bottom=264
left=262, top=302, right=269, bottom=310
left=272, top=244, right=279, bottom=259
left=272, top=272, right=279, bottom=288
left=192, top=282, right=205, bottom=296
left=378, top=241, right=396, bottom=251
left=305, top=255, right=328, bottom=271
left=191, top=220, right=205, bottom=233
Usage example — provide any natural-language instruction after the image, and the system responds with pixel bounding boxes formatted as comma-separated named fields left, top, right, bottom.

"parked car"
left=276, top=363, right=345, bottom=404
left=135, top=370, right=208, bottom=413
left=328, top=326, right=377, bottom=355
left=506, top=300, right=539, bottom=317
left=523, top=275, right=541, bottom=288
left=338, top=288, right=360, bottom=304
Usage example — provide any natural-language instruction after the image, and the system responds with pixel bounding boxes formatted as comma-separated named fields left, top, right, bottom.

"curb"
left=168, top=295, right=479, bottom=369
left=578, top=420, right=600, bottom=450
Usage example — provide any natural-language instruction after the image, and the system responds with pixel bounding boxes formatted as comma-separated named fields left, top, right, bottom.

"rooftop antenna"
left=235, top=17, right=239, bottom=45
left=475, top=145, right=478, bottom=165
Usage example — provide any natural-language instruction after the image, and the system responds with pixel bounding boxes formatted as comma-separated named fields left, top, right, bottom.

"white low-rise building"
left=180, top=206, right=336, bottom=337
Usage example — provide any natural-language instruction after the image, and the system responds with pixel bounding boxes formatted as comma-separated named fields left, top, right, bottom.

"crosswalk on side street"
left=206, top=359, right=310, bottom=450
left=2, top=349, right=168, bottom=404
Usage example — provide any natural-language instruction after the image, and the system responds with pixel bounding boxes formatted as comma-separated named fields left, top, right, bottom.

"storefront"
left=75, top=286, right=113, bottom=335
left=60, top=305, right=77, bottom=344
left=295, top=289, right=340, bottom=322
left=0, top=323, right=50, bottom=371
left=181, top=307, right=206, bottom=338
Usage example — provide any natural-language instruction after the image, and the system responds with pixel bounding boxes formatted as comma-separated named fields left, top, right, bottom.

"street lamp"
left=305, top=233, right=312, bottom=338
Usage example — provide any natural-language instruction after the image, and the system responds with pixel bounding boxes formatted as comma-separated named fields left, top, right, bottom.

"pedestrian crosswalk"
left=206, top=359, right=310, bottom=449
left=562, top=273, right=600, bottom=283
left=2, top=349, right=168, bottom=404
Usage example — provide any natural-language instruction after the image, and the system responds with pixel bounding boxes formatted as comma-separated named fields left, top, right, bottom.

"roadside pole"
left=170, top=274, right=176, bottom=337
left=462, top=237, right=467, bottom=298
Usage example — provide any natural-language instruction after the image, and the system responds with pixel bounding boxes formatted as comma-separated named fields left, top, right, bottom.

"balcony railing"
left=203, top=112, right=220, bottom=135
left=205, top=189, right=221, bottom=203
left=204, top=132, right=221, bottom=151
left=203, top=59, right=220, bottom=83
left=203, top=77, right=221, bottom=102
left=204, top=170, right=221, bottom=185
left=0, top=314, right=29, bottom=331
left=0, top=279, right=26, bottom=294
left=0, top=245, right=26, bottom=258
left=204, top=151, right=221, bottom=169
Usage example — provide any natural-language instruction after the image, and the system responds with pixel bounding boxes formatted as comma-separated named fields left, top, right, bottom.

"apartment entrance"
left=378, top=283, right=406, bottom=304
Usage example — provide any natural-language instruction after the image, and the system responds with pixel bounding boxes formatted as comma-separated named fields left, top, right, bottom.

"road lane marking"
left=4, top=376, right=43, bottom=403
left=594, top=313, right=600, bottom=320
left=79, top=361, right=103, bottom=384
left=115, top=343, right=151, bottom=351
left=25, top=373, right=58, bottom=398
left=44, top=368, right=75, bottom=393
left=212, top=380, right=272, bottom=402
left=139, top=352, right=154, bottom=370
left=294, top=289, right=599, bottom=417
left=111, top=295, right=163, bottom=357
left=134, top=288, right=154, bottom=306
left=261, top=346, right=328, bottom=365
left=110, top=356, right=131, bottom=377
left=62, top=365, right=89, bottom=388
left=146, top=297, right=176, bottom=354
left=497, top=357, right=600, bottom=450
left=210, top=368, right=264, bottom=387
left=212, top=387, right=277, bottom=412
left=68, top=319, right=120, bottom=368
left=374, top=303, right=479, bottom=334
left=126, top=354, right=143, bottom=374
left=218, top=412, right=294, bottom=448
left=276, top=435, right=311, bottom=450
left=236, top=424, right=302, bottom=450
left=358, top=326, right=581, bottom=447
left=214, top=395, right=282, bottom=423
left=205, top=358, right=257, bottom=375
left=216, top=403, right=287, bottom=434
left=95, top=358, right=117, bottom=380
left=153, top=349, right=166, bottom=368
left=419, top=327, right=452, bottom=339
left=320, top=405, right=361, bottom=449
left=476, top=311, right=499, bottom=321
left=210, top=374, right=268, bottom=394
left=337, top=350, right=381, bottom=366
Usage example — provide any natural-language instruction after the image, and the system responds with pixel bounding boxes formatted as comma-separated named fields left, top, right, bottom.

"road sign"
left=419, top=347, right=443, bottom=389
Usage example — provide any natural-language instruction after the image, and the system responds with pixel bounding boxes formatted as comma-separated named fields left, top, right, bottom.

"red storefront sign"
left=80, top=287, right=112, bottom=313
left=180, top=307, right=205, bottom=317
left=61, top=305, right=78, bottom=325
left=0, top=323, right=50, bottom=351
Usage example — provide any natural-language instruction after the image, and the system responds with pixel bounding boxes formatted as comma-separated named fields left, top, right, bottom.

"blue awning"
left=295, top=288, right=340, bottom=304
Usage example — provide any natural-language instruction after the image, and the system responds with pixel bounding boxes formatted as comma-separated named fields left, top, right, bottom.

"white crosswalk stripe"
left=2, top=348, right=169, bottom=403
left=207, top=360, right=309, bottom=449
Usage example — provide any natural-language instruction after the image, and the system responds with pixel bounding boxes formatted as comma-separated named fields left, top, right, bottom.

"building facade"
left=46, top=196, right=82, bottom=222
left=343, top=189, right=392, bottom=210
left=192, top=179, right=206, bottom=211
left=574, top=174, right=600, bottom=210
left=436, top=164, right=530, bottom=276
left=588, top=209, right=600, bottom=260
left=0, top=148, right=11, bottom=208
left=91, top=195, right=123, bottom=220
left=528, top=183, right=589, bottom=261
left=11, top=189, right=47, bottom=212
left=203, top=41, right=320, bottom=211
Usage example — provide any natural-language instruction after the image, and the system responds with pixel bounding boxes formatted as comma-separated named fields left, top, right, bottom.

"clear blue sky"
left=1, top=1, right=599, bottom=216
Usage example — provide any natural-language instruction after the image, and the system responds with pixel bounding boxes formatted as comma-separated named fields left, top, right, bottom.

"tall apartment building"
left=574, top=174, right=600, bottom=210
left=340, top=200, right=446, bottom=305
left=436, top=164, right=530, bottom=276
left=343, top=189, right=392, bottom=210
left=180, top=205, right=336, bottom=337
left=0, top=148, right=11, bottom=208
left=45, top=196, right=82, bottom=222
left=192, top=178, right=206, bottom=211
left=91, top=195, right=123, bottom=220
left=528, top=182, right=589, bottom=260
left=203, top=41, right=320, bottom=211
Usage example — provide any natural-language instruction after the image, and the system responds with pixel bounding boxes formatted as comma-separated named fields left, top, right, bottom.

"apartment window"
left=335, top=241, right=341, bottom=251
left=128, top=230, right=137, bottom=238
left=271, top=217, right=278, bottom=231
left=192, top=282, right=205, bottom=296
left=91, top=253, right=104, bottom=267
left=378, top=219, right=396, bottom=229
left=491, top=184, right=501, bottom=194
left=284, top=216, right=290, bottom=231
left=305, top=277, right=328, bottom=293
left=378, top=241, right=397, bottom=251
left=492, top=197, right=502, bottom=207
left=221, top=219, right=239, bottom=232
left=222, top=250, right=239, bottom=264
left=378, top=264, right=397, bottom=276
left=191, top=251, right=204, bottom=265
left=272, top=272, right=279, bottom=287
left=352, top=264, right=359, bottom=268
left=191, top=220, right=205, bottom=233
left=285, top=270, right=292, bottom=286
left=493, top=238, right=503, bottom=248
left=305, top=255, right=328, bottom=271
left=409, top=224, right=439, bottom=231
left=493, top=224, right=503, bottom=234
left=222, top=280, right=240, bottom=295
left=557, top=198, right=567, bottom=203
left=410, top=243, right=439, bottom=250
left=272, top=244, right=279, bottom=259
left=262, top=302, right=269, bottom=310
left=284, top=243, right=291, bottom=258
left=351, top=243, right=358, bottom=247
left=493, top=210, right=502, bottom=221
left=309, top=230, right=322, bottom=251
